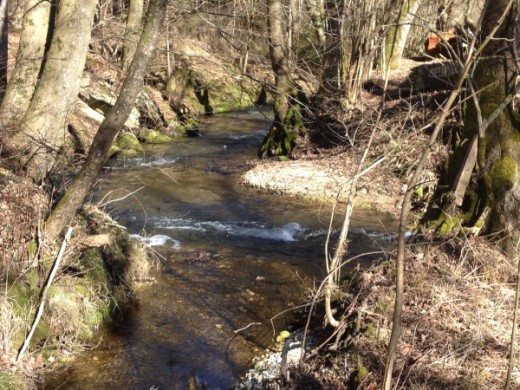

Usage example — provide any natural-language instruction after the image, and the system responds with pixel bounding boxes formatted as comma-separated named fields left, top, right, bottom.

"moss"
left=41, top=349, right=57, bottom=361
left=210, top=83, right=255, bottom=113
left=363, top=324, right=384, bottom=343
left=27, top=240, right=38, bottom=259
left=491, top=156, right=517, bottom=191
left=79, top=308, right=105, bottom=341
left=10, top=284, right=37, bottom=310
left=355, top=365, right=369, bottom=383
left=26, top=268, right=39, bottom=293
left=80, top=249, right=110, bottom=291
left=138, top=128, right=172, bottom=144
left=109, top=132, right=144, bottom=158
left=438, top=215, right=461, bottom=235
left=385, top=24, right=398, bottom=68
left=32, top=319, right=50, bottom=345
left=174, top=124, right=187, bottom=137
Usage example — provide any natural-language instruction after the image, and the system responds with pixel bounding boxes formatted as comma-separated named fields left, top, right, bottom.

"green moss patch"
left=109, top=132, right=144, bottom=157
left=138, top=128, right=172, bottom=144
left=491, top=156, right=518, bottom=191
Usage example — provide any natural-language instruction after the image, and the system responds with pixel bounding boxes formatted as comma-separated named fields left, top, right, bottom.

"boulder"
left=109, top=132, right=144, bottom=158
left=138, top=128, right=172, bottom=144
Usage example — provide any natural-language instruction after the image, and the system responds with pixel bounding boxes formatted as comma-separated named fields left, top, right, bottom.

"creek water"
left=43, top=109, right=397, bottom=389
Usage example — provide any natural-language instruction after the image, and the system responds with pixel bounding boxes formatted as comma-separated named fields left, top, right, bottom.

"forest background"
left=1, top=0, right=520, bottom=389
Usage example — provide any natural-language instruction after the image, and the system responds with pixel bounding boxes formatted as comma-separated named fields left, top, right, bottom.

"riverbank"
left=233, top=235, right=519, bottom=389
left=239, top=151, right=520, bottom=388
left=0, top=168, right=151, bottom=390
left=242, top=150, right=404, bottom=218
left=237, top=63, right=520, bottom=388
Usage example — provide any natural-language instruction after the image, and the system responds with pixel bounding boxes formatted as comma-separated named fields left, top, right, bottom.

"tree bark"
left=0, top=0, right=51, bottom=131
left=122, top=0, right=144, bottom=69
left=424, top=0, right=519, bottom=252
left=7, top=0, right=97, bottom=182
left=0, top=0, right=7, bottom=103
left=385, top=0, right=421, bottom=69
left=45, top=0, right=167, bottom=241
left=305, top=0, right=326, bottom=47
left=318, top=0, right=345, bottom=97
left=259, top=0, right=304, bottom=158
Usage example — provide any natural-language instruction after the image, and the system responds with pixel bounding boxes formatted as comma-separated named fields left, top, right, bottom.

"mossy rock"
left=138, top=128, right=172, bottom=144
left=173, top=124, right=188, bottom=137
left=109, top=132, right=144, bottom=158
left=169, top=119, right=199, bottom=137
left=211, top=83, right=255, bottom=113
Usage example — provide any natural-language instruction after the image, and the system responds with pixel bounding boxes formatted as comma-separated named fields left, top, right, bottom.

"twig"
left=300, top=250, right=388, bottom=368
left=16, top=227, right=73, bottom=363
left=97, top=186, right=144, bottom=208
left=234, top=322, right=262, bottom=334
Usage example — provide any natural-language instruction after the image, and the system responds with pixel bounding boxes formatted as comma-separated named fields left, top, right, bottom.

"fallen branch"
left=234, top=322, right=262, bottom=334
left=16, top=227, right=73, bottom=363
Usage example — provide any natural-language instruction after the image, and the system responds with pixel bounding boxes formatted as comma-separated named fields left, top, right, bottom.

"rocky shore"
left=242, top=152, right=404, bottom=219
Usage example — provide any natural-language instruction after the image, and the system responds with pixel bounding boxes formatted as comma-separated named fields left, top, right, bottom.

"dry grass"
left=296, top=236, right=520, bottom=389
left=0, top=294, right=31, bottom=357
left=0, top=196, right=152, bottom=388
left=0, top=169, right=48, bottom=279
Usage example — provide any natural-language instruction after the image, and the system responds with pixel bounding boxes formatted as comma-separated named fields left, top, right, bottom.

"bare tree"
left=0, top=0, right=7, bottom=102
left=1, top=0, right=51, bottom=130
left=5, top=0, right=98, bottom=182
left=122, top=0, right=144, bottom=69
left=385, top=0, right=422, bottom=69
left=305, top=0, right=326, bottom=47
left=317, top=0, right=398, bottom=107
left=383, top=1, right=515, bottom=388
left=45, top=0, right=168, bottom=241
left=259, top=0, right=304, bottom=158
left=423, top=0, right=519, bottom=252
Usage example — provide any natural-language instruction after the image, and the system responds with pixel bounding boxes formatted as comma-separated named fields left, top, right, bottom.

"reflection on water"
left=43, top=109, right=397, bottom=389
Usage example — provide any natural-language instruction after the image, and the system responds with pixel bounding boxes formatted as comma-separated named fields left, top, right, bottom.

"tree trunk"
left=445, top=0, right=468, bottom=31
left=318, top=0, right=345, bottom=97
left=0, top=0, right=7, bottom=103
left=0, top=0, right=51, bottom=130
left=259, top=0, right=305, bottom=158
left=45, top=0, right=167, bottom=241
left=287, top=0, right=301, bottom=67
left=122, top=0, right=144, bottom=69
left=305, top=0, right=326, bottom=47
left=385, top=0, right=421, bottom=69
left=424, top=0, right=520, bottom=253
left=7, top=0, right=97, bottom=182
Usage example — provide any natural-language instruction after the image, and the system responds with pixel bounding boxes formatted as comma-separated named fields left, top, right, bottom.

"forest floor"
left=238, top=60, right=520, bottom=389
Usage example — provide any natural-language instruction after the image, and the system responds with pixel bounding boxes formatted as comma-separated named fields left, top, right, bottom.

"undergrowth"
left=273, top=236, right=519, bottom=389
left=0, top=173, right=151, bottom=389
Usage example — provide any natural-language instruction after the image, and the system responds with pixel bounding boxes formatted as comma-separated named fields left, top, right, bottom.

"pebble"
left=234, top=332, right=309, bottom=389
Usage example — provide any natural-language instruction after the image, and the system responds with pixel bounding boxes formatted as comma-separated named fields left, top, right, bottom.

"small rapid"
left=43, top=109, right=397, bottom=389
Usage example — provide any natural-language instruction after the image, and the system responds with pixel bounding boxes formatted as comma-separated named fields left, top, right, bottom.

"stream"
left=43, top=109, right=397, bottom=389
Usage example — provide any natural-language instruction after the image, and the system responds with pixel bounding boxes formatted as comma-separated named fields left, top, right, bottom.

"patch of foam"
left=130, top=234, right=181, bottom=249
left=153, top=218, right=304, bottom=242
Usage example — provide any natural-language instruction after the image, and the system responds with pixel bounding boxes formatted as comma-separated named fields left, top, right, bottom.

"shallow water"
left=43, top=109, right=397, bottom=389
